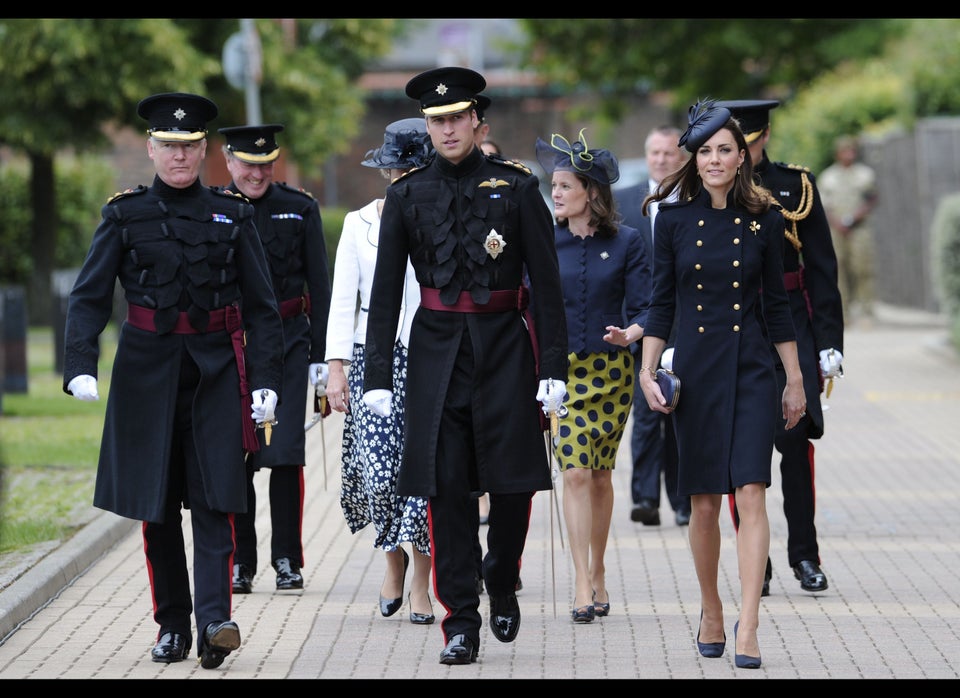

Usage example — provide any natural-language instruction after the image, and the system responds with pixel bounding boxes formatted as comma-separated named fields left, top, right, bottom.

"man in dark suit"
left=362, top=67, right=568, bottom=665
left=715, top=99, right=844, bottom=595
left=614, top=125, right=691, bottom=527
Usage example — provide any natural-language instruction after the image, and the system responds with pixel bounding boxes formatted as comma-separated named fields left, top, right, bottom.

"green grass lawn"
left=0, top=326, right=116, bottom=554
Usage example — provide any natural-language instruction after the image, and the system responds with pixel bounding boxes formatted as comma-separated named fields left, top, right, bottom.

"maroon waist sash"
left=126, top=303, right=259, bottom=453
left=419, top=286, right=546, bottom=429
left=783, top=270, right=804, bottom=291
left=279, top=294, right=310, bottom=319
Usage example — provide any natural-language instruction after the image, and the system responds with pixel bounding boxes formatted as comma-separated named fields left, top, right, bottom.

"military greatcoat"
left=63, top=176, right=283, bottom=522
left=364, top=147, right=568, bottom=497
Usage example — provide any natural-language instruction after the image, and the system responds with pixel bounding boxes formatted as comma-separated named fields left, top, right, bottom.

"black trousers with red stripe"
left=143, top=352, right=235, bottom=655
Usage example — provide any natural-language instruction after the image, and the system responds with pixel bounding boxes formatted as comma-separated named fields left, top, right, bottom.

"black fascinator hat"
left=535, top=128, right=620, bottom=186
left=677, top=99, right=732, bottom=153
left=361, top=118, right=434, bottom=170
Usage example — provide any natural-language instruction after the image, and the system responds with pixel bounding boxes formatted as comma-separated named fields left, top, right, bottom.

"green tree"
left=0, top=18, right=217, bottom=324
left=517, top=19, right=904, bottom=122
left=0, top=18, right=404, bottom=325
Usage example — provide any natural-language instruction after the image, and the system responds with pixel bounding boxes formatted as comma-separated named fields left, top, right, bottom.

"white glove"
left=67, top=374, right=99, bottom=401
left=363, top=389, right=393, bottom=418
left=309, top=362, right=329, bottom=389
left=251, top=388, right=278, bottom=424
left=536, top=379, right=567, bottom=415
left=819, top=349, right=844, bottom=378
left=660, top=347, right=675, bottom=372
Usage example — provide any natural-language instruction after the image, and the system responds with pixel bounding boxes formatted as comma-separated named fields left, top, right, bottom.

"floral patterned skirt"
left=339, top=341, right=430, bottom=554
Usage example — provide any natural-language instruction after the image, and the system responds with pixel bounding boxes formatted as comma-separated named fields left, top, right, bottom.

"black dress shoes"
left=199, top=620, right=241, bottom=669
left=274, top=557, right=304, bottom=591
left=674, top=509, right=691, bottom=526
left=439, top=633, right=478, bottom=665
left=151, top=631, right=191, bottom=663
left=630, top=499, right=660, bottom=525
left=793, top=559, right=828, bottom=592
left=232, top=563, right=254, bottom=594
left=762, top=558, right=773, bottom=597
left=489, top=592, right=521, bottom=643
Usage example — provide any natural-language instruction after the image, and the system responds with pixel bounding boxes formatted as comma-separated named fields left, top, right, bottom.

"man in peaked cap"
left=715, top=99, right=844, bottom=597
left=217, top=124, right=332, bottom=597
left=63, top=92, right=284, bottom=669
left=362, top=67, right=569, bottom=665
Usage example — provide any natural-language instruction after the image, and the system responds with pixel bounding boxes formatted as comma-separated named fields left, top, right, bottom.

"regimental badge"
left=255, top=137, right=266, bottom=147
left=174, top=108, right=186, bottom=121
left=484, top=229, right=506, bottom=259
left=478, top=178, right=510, bottom=189
left=436, top=82, right=448, bottom=96
left=600, top=251, right=610, bottom=260
left=750, top=221, right=761, bottom=235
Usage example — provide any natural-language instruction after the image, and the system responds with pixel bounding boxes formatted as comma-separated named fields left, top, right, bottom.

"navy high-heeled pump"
left=734, top=620, right=762, bottom=668
left=696, top=610, right=725, bottom=658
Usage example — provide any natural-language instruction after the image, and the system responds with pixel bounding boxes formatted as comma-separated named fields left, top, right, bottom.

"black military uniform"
left=217, top=124, right=332, bottom=594
left=716, top=100, right=844, bottom=594
left=63, top=93, right=284, bottom=668
left=363, top=67, right=568, bottom=665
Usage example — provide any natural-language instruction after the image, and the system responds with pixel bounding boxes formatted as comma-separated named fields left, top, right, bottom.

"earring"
left=736, top=166, right=741, bottom=176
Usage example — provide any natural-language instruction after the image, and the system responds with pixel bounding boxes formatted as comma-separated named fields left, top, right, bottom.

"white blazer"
left=324, top=198, right=418, bottom=362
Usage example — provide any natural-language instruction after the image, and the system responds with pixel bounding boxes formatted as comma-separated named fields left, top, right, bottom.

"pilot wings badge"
left=479, top=178, right=510, bottom=188
left=484, top=229, right=506, bottom=259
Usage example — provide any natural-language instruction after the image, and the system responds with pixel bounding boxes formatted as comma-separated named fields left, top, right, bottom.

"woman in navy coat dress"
left=638, top=102, right=805, bottom=669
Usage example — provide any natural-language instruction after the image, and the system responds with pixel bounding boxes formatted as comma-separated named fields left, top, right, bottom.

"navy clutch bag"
left=655, top=368, right=680, bottom=409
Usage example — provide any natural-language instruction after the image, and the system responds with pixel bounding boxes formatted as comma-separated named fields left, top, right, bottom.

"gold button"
left=733, top=325, right=740, bottom=332
left=733, top=260, right=740, bottom=267
left=698, top=326, right=705, bottom=333
left=734, top=237, right=740, bottom=244
left=733, top=281, right=739, bottom=288
left=695, top=263, right=702, bottom=270
left=734, top=217, right=741, bottom=224
left=697, top=304, right=703, bottom=311
left=698, top=220, right=705, bottom=227
left=697, top=283, right=703, bottom=290
left=733, top=303, right=740, bottom=310
left=697, top=239, right=703, bottom=247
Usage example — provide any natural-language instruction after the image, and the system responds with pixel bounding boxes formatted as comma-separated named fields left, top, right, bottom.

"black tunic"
left=63, top=176, right=283, bottom=522
left=223, top=181, right=331, bottom=468
left=364, top=148, right=568, bottom=496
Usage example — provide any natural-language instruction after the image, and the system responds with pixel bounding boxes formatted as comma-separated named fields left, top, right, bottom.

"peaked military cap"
left=405, top=66, right=486, bottom=116
left=714, top=99, right=780, bottom=144
left=362, top=118, right=433, bottom=170
left=535, top=128, right=620, bottom=186
left=218, top=124, right=285, bottom=164
left=137, top=92, right=218, bottom=142
left=475, top=95, right=492, bottom=122
left=677, top=99, right=732, bottom=153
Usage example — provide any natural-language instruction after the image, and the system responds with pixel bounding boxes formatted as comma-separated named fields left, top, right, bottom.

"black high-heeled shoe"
left=734, top=620, right=762, bottom=668
left=379, top=548, right=409, bottom=617
left=696, top=610, right=725, bottom=658
left=408, top=592, right=435, bottom=625
left=571, top=602, right=595, bottom=623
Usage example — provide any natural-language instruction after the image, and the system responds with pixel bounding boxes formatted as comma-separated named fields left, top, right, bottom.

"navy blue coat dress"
left=643, top=188, right=796, bottom=495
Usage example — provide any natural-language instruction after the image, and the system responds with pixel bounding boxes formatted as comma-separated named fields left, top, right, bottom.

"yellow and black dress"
left=553, top=222, right=651, bottom=471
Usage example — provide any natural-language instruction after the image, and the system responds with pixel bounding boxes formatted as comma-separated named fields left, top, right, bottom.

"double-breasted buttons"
left=733, top=260, right=740, bottom=267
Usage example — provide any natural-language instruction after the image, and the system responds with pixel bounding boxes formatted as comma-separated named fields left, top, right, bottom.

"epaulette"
left=391, top=166, right=424, bottom=183
left=496, top=158, right=532, bottom=175
left=106, top=184, right=147, bottom=204
left=772, top=161, right=811, bottom=174
left=660, top=196, right=693, bottom=210
left=211, top=186, right=250, bottom=202
left=276, top=181, right=316, bottom=200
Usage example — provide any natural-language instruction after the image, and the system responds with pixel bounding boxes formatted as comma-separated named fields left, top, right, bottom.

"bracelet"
left=639, top=365, right=653, bottom=376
